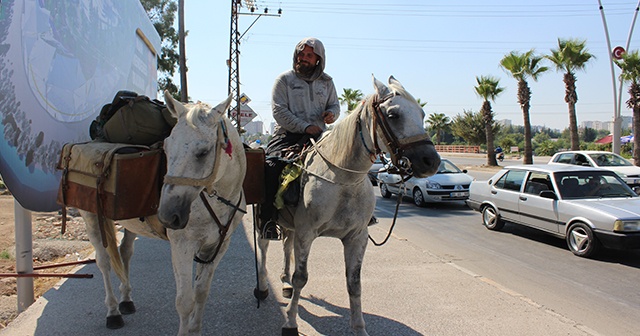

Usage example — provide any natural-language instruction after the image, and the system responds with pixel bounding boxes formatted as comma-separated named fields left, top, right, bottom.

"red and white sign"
left=613, top=46, right=626, bottom=60
left=230, top=105, right=257, bottom=126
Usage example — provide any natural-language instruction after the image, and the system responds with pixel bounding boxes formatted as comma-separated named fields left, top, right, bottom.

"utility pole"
left=228, top=0, right=280, bottom=131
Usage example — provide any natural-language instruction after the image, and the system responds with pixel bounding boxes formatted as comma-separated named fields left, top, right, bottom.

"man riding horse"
left=259, top=37, right=340, bottom=239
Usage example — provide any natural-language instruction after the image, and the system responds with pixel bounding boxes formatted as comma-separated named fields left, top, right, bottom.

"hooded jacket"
left=271, top=37, right=340, bottom=135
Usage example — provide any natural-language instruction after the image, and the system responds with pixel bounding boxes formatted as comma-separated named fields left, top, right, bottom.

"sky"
left=177, top=0, right=640, bottom=132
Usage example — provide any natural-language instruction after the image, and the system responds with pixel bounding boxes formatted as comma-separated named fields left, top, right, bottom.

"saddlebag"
left=57, top=142, right=164, bottom=220
left=243, top=147, right=265, bottom=204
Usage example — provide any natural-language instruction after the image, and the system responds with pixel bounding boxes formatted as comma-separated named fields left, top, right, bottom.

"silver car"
left=549, top=150, right=640, bottom=188
left=466, top=164, right=640, bottom=258
left=378, top=158, right=474, bottom=207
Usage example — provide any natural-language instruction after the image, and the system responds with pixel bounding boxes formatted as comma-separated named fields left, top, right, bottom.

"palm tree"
left=546, top=38, right=595, bottom=150
left=500, top=49, right=548, bottom=164
left=426, top=113, right=450, bottom=144
left=615, top=50, right=640, bottom=166
left=475, top=75, right=505, bottom=166
left=416, top=98, right=427, bottom=108
left=338, top=88, right=363, bottom=114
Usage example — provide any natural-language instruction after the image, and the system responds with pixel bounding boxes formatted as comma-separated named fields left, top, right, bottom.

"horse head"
left=157, top=91, right=237, bottom=230
left=372, top=75, right=440, bottom=178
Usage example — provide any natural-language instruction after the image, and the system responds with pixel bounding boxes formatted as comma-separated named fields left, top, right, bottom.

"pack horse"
left=78, top=91, right=246, bottom=335
left=255, top=76, right=441, bottom=336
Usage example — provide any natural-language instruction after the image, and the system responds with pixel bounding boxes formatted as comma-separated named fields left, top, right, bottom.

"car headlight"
left=613, top=220, right=640, bottom=232
left=425, top=181, right=441, bottom=189
left=614, top=171, right=629, bottom=178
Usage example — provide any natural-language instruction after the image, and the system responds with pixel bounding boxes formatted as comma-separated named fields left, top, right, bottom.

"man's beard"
left=295, top=61, right=316, bottom=78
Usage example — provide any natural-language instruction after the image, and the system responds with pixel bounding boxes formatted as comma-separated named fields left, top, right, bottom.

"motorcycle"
left=496, top=152, right=504, bottom=162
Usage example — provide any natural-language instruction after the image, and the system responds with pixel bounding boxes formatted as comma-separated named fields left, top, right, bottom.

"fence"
left=435, top=145, right=481, bottom=153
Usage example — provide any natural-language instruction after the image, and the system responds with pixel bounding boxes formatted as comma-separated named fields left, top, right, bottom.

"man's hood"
left=293, top=37, right=325, bottom=81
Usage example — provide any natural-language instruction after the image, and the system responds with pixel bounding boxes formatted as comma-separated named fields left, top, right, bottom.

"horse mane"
left=326, top=81, right=418, bottom=167
left=185, top=102, right=215, bottom=129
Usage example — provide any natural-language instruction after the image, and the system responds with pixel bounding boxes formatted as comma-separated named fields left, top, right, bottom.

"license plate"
left=450, top=192, right=469, bottom=197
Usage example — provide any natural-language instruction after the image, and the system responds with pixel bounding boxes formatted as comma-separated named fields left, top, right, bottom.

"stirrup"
left=261, top=220, right=282, bottom=240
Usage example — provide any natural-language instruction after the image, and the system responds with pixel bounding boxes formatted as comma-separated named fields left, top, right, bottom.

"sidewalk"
left=1, top=208, right=593, bottom=336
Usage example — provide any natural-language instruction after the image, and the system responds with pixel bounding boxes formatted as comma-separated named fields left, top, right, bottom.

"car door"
left=491, top=169, right=527, bottom=223
left=518, top=172, right=560, bottom=233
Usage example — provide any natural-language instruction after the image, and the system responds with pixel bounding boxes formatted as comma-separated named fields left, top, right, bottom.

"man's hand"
left=305, top=125, right=323, bottom=136
left=322, top=111, right=335, bottom=124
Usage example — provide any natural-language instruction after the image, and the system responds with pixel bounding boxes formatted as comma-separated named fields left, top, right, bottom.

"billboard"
left=0, top=0, right=161, bottom=211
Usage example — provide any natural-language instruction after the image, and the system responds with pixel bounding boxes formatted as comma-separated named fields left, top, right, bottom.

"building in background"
left=244, top=120, right=263, bottom=135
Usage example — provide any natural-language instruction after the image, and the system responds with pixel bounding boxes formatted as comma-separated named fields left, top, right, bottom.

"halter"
left=162, top=118, right=246, bottom=263
left=371, top=93, right=434, bottom=174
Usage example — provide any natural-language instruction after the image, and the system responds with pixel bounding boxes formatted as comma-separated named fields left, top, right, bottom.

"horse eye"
left=195, top=149, right=209, bottom=159
left=387, top=112, right=399, bottom=119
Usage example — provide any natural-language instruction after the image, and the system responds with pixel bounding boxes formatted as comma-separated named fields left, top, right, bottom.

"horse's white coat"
left=81, top=92, right=246, bottom=336
left=257, top=76, right=441, bottom=336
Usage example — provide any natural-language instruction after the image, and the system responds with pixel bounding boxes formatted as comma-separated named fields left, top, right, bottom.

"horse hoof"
left=254, top=287, right=269, bottom=301
left=106, top=315, right=124, bottom=329
left=119, top=301, right=136, bottom=315
left=282, top=327, right=298, bottom=336
left=282, top=287, right=293, bottom=299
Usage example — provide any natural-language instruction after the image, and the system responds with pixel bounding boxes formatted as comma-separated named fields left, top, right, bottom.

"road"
left=371, top=155, right=640, bottom=336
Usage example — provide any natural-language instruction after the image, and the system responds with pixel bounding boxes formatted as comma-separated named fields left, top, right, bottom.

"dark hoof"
left=254, top=287, right=269, bottom=301
left=282, top=327, right=298, bottom=336
left=282, top=287, right=293, bottom=299
left=106, top=315, right=124, bottom=329
left=119, top=301, right=136, bottom=315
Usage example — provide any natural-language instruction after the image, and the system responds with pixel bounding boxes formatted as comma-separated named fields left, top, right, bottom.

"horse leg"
left=81, top=211, right=123, bottom=329
left=342, top=230, right=370, bottom=336
left=187, top=239, right=232, bottom=335
left=169, top=239, right=197, bottom=336
left=282, top=234, right=314, bottom=336
left=280, top=230, right=294, bottom=299
left=117, top=229, right=137, bottom=315
left=255, top=237, right=270, bottom=300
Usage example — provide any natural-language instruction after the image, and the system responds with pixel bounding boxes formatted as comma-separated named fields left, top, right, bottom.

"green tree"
left=475, top=75, right=505, bottom=166
left=338, top=88, right=363, bottom=113
left=450, top=109, right=499, bottom=146
left=416, top=98, right=427, bottom=108
left=500, top=49, right=548, bottom=164
left=426, top=113, right=450, bottom=144
left=615, top=49, right=640, bottom=166
left=546, top=38, right=595, bottom=150
left=140, top=0, right=180, bottom=97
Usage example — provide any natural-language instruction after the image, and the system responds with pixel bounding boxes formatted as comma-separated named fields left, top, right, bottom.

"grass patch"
left=0, top=250, right=11, bottom=259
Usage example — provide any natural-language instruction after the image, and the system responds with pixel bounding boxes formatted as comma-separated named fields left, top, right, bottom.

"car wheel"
left=413, top=188, right=426, bottom=207
left=566, top=222, right=601, bottom=258
left=481, top=205, right=504, bottom=231
left=380, top=182, right=391, bottom=198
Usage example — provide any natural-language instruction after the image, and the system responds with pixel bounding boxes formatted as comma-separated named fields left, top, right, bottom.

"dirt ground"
left=0, top=190, right=93, bottom=329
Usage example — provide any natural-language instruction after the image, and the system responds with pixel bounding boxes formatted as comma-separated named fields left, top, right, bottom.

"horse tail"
left=104, top=222, right=127, bottom=282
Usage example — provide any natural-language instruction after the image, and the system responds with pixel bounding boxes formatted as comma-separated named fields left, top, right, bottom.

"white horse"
left=255, top=76, right=441, bottom=336
left=80, top=91, right=246, bottom=336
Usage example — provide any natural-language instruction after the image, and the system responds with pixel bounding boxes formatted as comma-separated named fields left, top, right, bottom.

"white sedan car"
left=377, top=158, right=474, bottom=207
left=549, top=150, right=640, bottom=188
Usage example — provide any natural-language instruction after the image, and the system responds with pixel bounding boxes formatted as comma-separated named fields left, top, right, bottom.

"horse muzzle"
left=158, top=186, right=194, bottom=230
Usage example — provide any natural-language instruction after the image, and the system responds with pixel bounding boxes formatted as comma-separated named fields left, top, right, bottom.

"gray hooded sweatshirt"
left=271, top=37, right=340, bottom=135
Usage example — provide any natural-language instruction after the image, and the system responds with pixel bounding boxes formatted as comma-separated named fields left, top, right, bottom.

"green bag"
left=90, top=91, right=177, bottom=146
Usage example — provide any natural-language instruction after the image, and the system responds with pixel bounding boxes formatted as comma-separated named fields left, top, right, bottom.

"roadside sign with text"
left=230, top=105, right=257, bottom=126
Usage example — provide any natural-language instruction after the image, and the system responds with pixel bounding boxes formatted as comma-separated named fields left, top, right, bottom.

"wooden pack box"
left=57, top=142, right=164, bottom=220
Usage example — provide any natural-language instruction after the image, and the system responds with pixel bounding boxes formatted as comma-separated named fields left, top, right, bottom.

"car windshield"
left=587, top=153, right=633, bottom=167
left=437, top=159, right=462, bottom=174
left=554, top=171, right=637, bottom=199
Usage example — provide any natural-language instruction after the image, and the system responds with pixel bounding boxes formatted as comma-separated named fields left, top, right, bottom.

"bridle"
left=370, top=92, right=434, bottom=176
left=162, top=118, right=245, bottom=264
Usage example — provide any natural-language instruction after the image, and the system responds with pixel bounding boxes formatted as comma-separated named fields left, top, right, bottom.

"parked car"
left=466, top=164, right=640, bottom=258
left=549, top=150, right=640, bottom=188
left=368, top=156, right=387, bottom=186
left=377, top=158, right=474, bottom=206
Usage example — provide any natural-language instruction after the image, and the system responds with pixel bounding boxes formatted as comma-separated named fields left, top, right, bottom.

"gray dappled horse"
left=80, top=91, right=246, bottom=336
left=255, top=76, right=440, bottom=336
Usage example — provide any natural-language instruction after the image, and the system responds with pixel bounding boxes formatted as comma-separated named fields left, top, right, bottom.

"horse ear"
left=164, top=90, right=187, bottom=118
left=388, top=75, right=403, bottom=89
left=211, top=94, right=233, bottom=116
left=372, top=74, right=390, bottom=97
